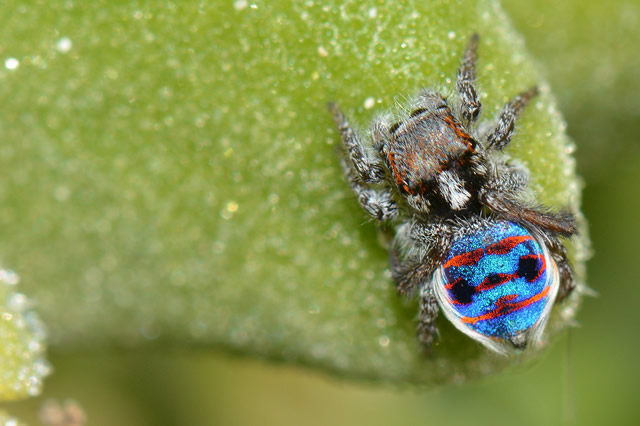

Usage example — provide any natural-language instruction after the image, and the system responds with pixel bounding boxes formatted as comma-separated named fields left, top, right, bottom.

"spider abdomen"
left=433, top=220, right=559, bottom=351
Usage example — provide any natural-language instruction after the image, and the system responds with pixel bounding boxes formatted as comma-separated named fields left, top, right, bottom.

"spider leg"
left=487, top=86, right=538, bottom=150
left=389, top=247, right=441, bottom=352
left=390, top=221, right=451, bottom=294
left=488, top=162, right=530, bottom=195
left=456, top=33, right=482, bottom=125
left=390, top=221, right=452, bottom=351
left=337, top=156, right=398, bottom=222
left=370, top=115, right=392, bottom=152
left=329, top=103, right=398, bottom=221
left=481, top=162, right=576, bottom=300
left=417, top=285, right=440, bottom=351
left=328, top=102, right=386, bottom=183
left=389, top=247, right=441, bottom=295
left=548, top=237, right=576, bottom=301
left=480, top=189, right=576, bottom=237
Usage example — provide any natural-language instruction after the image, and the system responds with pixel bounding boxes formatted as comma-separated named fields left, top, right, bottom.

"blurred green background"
left=1, top=0, right=639, bottom=425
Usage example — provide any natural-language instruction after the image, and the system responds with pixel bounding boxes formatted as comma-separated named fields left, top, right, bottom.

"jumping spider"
left=329, top=34, right=576, bottom=354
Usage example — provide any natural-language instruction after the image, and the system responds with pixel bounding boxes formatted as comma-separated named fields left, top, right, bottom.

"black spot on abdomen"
left=450, top=278, right=476, bottom=304
left=518, top=256, right=539, bottom=282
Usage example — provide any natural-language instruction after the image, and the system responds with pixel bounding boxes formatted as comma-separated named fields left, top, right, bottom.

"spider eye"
left=471, top=105, right=480, bottom=120
left=409, top=107, right=428, bottom=118
left=389, top=122, right=401, bottom=133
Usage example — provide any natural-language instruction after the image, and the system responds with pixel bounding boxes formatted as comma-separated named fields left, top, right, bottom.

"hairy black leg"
left=370, top=116, right=391, bottom=152
left=390, top=221, right=451, bottom=294
left=548, top=237, right=576, bottom=301
left=480, top=190, right=577, bottom=237
left=487, top=86, right=539, bottom=150
left=456, top=33, right=482, bottom=125
left=390, top=249, right=441, bottom=295
left=338, top=156, right=398, bottom=222
left=328, top=102, right=386, bottom=183
left=485, top=163, right=529, bottom=196
left=329, top=102, right=397, bottom=221
left=417, top=285, right=440, bottom=351
left=389, top=247, right=442, bottom=352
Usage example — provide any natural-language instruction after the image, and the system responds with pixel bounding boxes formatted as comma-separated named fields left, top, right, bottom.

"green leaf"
left=0, top=0, right=587, bottom=386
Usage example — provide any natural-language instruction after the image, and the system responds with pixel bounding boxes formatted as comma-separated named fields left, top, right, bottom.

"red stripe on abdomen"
left=484, top=235, right=531, bottom=255
left=459, top=286, right=550, bottom=324
left=443, top=248, right=484, bottom=268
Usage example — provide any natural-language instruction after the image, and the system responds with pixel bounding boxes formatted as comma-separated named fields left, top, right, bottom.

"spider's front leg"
left=337, top=156, right=398, bottom=221
left=328, top=102, right=386, bottom=184
left=391, top=220, right=452, bottom=351
left=487, top=86, right=539, bottom=150
left=329, top=103, right=398, bottom=222
left=457, top=33, right=482, bottom=125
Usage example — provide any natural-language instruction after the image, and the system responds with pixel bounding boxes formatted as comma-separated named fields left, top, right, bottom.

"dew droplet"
left=364, top=97, right=375, bottom=109
left=4, top=58, right=19, bottom=70
left=221, top=201, right=239, bottom=219
left=233, top=0, right=248, bottom=11
left=55, top=37, right=72, bottom=53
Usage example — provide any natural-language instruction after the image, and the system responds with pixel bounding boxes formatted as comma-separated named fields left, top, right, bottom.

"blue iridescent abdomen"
left=434, top=220, right=558, bottom=349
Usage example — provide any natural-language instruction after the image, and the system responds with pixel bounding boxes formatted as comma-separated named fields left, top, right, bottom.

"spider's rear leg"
left=390, top=221, right=451, bottom=294
left=418, top=285, right=440, bottom=351
left=548, top=237, right=576, bottom=301
left=390, top=221, right=452, bottom=351
left=480, top=189, right=576, bottom=299
left=480, top=190, right=577, bottom=237
left=457, top=33, right=482, bottom=125
left=389, top=252, right=441, bottom=352
left=487, top=86, right=539, bottom=150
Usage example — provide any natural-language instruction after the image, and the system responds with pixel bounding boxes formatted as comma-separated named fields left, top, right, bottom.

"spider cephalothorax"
left=380, top=90, right=488, bottom=215
left=329, top=34, right=576, bottom=354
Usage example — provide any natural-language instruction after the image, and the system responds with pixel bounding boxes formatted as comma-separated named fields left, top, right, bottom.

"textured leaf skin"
left=0, top=0, right=587, bottom=385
